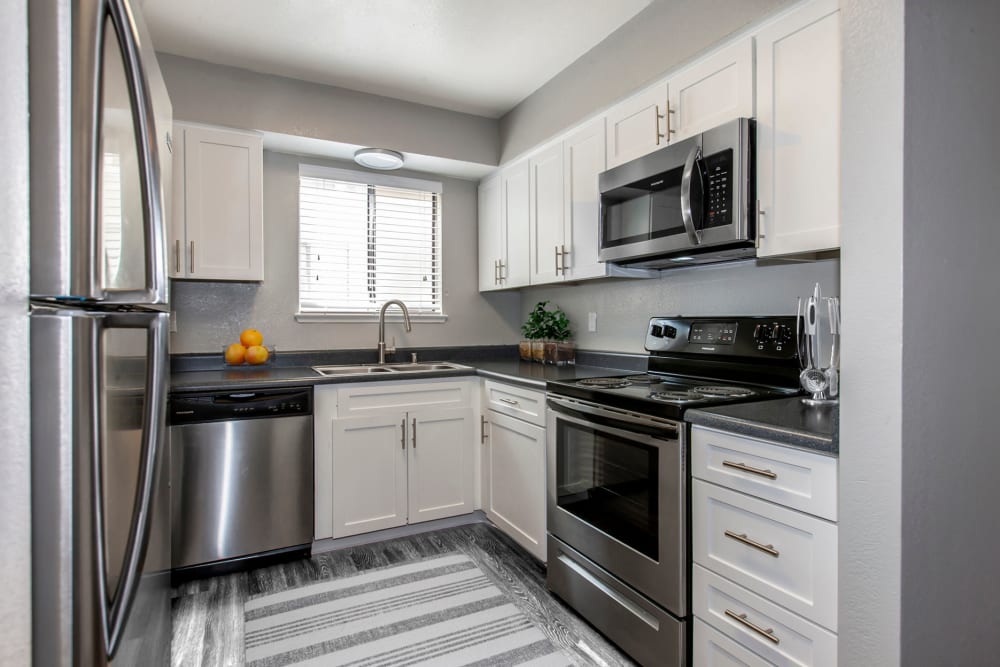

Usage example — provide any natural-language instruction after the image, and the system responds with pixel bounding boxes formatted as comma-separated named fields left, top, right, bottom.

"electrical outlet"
left=587, top=312, right=597, bottom=332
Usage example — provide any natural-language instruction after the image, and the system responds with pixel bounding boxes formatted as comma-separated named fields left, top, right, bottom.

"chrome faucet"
left=377, top=299, right=412, bottom=364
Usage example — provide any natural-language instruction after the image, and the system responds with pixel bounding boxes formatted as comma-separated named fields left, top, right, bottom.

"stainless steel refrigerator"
left=29, top=0, right=174, bottom=664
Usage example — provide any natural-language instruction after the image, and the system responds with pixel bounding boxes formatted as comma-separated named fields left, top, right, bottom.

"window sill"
left=295, top=313, right=449, bottom=324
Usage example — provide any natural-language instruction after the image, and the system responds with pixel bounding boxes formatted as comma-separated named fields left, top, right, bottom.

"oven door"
left=546, top=395, right=686, bottom=616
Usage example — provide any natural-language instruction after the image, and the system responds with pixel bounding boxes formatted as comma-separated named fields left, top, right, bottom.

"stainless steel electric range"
left=545, top=315, right=801, bottom=667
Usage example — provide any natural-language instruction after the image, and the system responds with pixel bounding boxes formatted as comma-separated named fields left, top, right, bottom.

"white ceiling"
left=142, top=0, right=652, bottom=119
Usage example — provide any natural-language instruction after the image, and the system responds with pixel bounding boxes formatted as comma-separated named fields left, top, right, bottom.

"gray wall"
left=158, top=53, right=499, bottom=166
left=899, top=1, right=1000, bottom=663
left=170, top=152, right=521, bottom=353
left=498, top=0, right=794, bottom=162
left=521, top=259, right=839, bottom=353
left=0, top=0, right=32, bottom=662
left=839, top=0, right=905, bottom=662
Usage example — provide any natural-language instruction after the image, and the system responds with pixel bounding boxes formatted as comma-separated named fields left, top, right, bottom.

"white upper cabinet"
left=501, top=161, right=531, bottom=288
left=562, top=117, right=615, bottom=281
left=605, top=80, right=670, bottom=169
left=668, top=37, right=754, bottom=143
left=477, top=174, right=502, bottom=291
left=755, top=0, right=841, bottom=257
left=171, top=123, right=263, bottom=281
left=528, top=143, right=565, bottom=285
left=480, top=162, right=530, bottom=291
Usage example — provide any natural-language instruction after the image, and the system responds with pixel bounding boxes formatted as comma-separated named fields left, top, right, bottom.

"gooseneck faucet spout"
left=378, top=299, right=412, bottom=364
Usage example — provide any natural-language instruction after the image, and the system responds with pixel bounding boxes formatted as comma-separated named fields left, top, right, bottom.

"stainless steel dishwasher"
left=169, top=386, right=313, bottom=580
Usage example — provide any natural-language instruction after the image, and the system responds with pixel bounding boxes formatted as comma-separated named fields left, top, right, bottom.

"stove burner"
left=623, top=374, right=663, bottom=385
left=576, top=377, right=632, bottom=389
left=649, top=390, right=705, bottom=403
left=693, top=385, right=755, bottom=398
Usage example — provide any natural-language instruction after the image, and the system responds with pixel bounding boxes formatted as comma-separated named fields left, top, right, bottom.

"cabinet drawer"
left=694, top=565, right=837, bottom=666
left=483, top=380, right=545, bottom=426
left=693, top=618, right=771, bottom=667
left=692, top=426, right=838, bottom=521
left=692, top=480, right=838, bottom=631
left=336, top=379, right=473, bottom=416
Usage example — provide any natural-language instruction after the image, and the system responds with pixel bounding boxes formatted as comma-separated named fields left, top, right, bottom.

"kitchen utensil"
left=825, top=296, right=840, bottom=398
left=800, top=367, right=829, bottom=394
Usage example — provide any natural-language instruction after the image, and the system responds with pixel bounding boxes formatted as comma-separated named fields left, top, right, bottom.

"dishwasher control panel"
left=169, top=387, right=313, bottom=424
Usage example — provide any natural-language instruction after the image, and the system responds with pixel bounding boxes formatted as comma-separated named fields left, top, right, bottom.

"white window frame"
left=295, top=163, right=447, bottom=323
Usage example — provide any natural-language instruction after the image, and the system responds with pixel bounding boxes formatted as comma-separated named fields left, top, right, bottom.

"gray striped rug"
left=243, top=554, right=574, bottom=666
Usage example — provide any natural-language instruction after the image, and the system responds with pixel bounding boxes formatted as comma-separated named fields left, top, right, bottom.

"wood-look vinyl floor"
left=171, top=521, right=637, bottom=666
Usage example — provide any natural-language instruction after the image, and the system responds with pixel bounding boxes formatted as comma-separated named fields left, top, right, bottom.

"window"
left=297, top=165, right=444, bottom=320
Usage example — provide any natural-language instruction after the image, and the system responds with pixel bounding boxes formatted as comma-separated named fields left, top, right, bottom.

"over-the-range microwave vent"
left=610, top=244, right=757, bottom=270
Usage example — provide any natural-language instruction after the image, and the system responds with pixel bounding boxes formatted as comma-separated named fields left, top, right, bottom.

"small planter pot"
left=518, top=340, right=532, bottom=362
left=544, top=341, right=576, bottom=365
left=530, top=340, right=546, bottom=363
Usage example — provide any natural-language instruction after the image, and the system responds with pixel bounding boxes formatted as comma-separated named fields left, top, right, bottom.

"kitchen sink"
left=311, top=361, right=471, bottom=377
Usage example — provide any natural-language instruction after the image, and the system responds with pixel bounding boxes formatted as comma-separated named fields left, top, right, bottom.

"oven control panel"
left=645, top=316, right=799, bottom=359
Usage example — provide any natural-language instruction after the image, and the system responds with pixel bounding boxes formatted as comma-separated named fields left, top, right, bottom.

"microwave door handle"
left=680, top=145, right=703, bottom=246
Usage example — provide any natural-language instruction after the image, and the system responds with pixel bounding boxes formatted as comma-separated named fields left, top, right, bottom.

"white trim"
left=299, top=162, right=443, bottom=193
left=295, top=312, right=449, bottom=324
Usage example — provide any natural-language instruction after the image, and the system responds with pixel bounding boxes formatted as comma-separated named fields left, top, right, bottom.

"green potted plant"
left=520, top=301, right=549, bottom=362
left=521, top=301, right=575, bottom=365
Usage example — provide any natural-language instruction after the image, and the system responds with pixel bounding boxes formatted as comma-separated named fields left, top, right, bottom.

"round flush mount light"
left=354, top=148, right=405, bottom=170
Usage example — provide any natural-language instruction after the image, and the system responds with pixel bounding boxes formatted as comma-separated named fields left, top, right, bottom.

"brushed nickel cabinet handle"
left=665, top=99, right=675, bottom=138
left=724, top=530, right=780, bottom=557
left=722, top=460, right=777, bottom=480
left=757, top=199, right=766, bottom=239
left=655, top=104, right=665, bottom=145
left=494, top=259, right=500, bottom=285
left=499, top=260, right=506, bottom=281
left=480, top=415, right=488, bottom=444
left=560, top=244, right=568, bottom=272
left=411, top=417, right=417, bottom=449
left=498, top=397, right=520, bottom=406
left=174, top=240, right=180, bottom=274
left=554, top=245, right=561, bottom=275
left=189, top=240, right=195, bottom=273
left=724, top=609, right=780, bottom=644
left=401, top=417, right=406, bottom=450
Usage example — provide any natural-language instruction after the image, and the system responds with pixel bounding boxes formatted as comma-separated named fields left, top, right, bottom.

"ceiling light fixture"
left=354, top=148, right=405, bottom=170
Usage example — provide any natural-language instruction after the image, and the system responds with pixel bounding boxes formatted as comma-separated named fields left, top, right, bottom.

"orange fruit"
left=224, top=343, right=247, bottom=365
left=240, top=328, right=263, bottom=347
left=245, top=345, right=269, bottom=365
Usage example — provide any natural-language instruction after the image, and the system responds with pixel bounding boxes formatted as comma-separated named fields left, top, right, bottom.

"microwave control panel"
left=645, top=316, right=799, bottom=360
left=703, top=149, right=733, bottom=229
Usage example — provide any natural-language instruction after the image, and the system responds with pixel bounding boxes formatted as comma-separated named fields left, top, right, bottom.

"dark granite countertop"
left=685, top=396, right=839, bottom=456
left=169, top=347, right=645, bottom=394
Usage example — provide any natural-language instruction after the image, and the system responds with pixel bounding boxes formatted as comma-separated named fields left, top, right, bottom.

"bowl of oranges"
left=224, top=329, right=274, bottom=366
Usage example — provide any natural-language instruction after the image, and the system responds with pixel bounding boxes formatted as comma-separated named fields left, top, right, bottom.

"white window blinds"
left=298, top=166, right=443, bottom=316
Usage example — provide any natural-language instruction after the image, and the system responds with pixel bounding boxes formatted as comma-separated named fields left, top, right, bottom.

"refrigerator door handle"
left=90, top=0, right=168, bottom=305
left=92, top=311, right=169, bottom=657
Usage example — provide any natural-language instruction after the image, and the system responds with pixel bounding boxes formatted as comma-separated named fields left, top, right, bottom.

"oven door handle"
left=547, top=395, right=680, bottom=438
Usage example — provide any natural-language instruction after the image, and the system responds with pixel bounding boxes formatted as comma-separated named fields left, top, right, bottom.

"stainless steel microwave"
left=598, top=118, right=755, bottom=268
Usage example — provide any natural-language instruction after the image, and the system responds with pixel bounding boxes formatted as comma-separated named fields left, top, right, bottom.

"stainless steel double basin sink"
left=311, top=361, right=472, bottom=377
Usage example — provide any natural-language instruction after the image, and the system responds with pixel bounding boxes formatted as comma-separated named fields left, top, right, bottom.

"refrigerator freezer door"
left=31, top=308, right=170, bottom=666
left=30, top=0, right=171, bottom=305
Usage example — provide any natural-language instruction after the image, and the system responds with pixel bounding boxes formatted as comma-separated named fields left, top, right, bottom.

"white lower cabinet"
left=691, top=425, right=839, bottom=666
left=314, top=380, right=476, bottom=540
left=481, top=381, right=547, bottom=561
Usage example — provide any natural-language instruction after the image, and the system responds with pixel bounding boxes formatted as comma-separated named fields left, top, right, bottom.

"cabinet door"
left=331, top=414, right=408, bottom=538
left=668, top=37, right=754, bottom=143
left=477, top=174, right=502, bottom=291
left=528, top=143, right=566, bottom=285
left=755, top=0, right=841, bottom=257
left=181, top=125, right=264, bottom=280
left=407, top=407, right=475, bottom=524
left=168, top=126, right=187, bottom=279
left=562, top=118, right=607, bottom=281
left=485, top=411, right=546, bottom=562
left=605, top=80, right=670, bottom=168
left=500, top=161, right=530, bottom=288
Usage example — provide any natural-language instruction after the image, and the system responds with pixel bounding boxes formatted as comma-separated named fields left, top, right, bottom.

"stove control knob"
left=650, top=324, right=664, bottom=338
left=662, top=325, right=677, bottom=339
left=771, top=324, right=793, bottom=345
left=753, top=324, right=771, bottom=343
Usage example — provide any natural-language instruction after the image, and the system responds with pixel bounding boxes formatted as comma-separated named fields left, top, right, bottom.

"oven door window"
left=555, top=419, right=659, bottom=560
